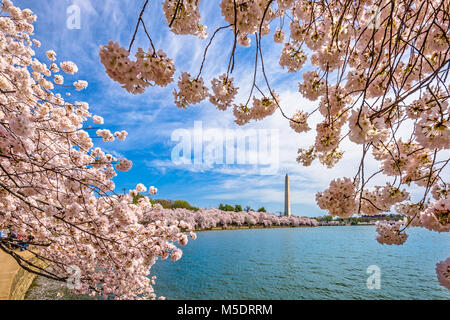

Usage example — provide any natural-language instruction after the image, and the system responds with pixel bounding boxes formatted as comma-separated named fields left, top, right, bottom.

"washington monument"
left=284, top=174, right=291, bottom=217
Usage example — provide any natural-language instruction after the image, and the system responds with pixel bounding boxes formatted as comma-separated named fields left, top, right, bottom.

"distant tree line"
left=133, top=195, right=269, bottom=214
left=133, top=195, right=199, bottom=211
left=316, top=214, right=404, bottom=225
left=218, top=203, right=266, bottom=213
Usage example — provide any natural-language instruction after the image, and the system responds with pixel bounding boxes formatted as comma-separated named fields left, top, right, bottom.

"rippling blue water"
left=151, top=226, right=450, bottom=300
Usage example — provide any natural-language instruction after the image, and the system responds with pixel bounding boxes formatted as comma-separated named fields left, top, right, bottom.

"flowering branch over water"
left=0, top=0, right=193, bottom=299
left=100, top=0, right=450, bottom=290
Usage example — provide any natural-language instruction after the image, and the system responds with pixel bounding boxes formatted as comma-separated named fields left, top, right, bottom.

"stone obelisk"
left=284, top=174, right=291, bottom=217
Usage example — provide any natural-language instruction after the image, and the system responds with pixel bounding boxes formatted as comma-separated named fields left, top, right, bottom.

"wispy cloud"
left=17, top=0, right=423, bottom=216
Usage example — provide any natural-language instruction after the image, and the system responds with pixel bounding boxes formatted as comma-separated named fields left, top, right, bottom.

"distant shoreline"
left=191, top=225, right=315, bottom=232
left=317, top=223, right=376, bottom=226
left=191, top=224, right=377, bottom=232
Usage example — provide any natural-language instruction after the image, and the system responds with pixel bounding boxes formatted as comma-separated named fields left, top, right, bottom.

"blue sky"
left=14, top=0, right=395, bottom=217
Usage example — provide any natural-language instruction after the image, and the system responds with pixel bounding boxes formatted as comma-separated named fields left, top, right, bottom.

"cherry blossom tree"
left=0, top=0, right=196, bottom=300
left=101, top=0, right=449, bottom=289
left=142, top=204, right=318, bottom=229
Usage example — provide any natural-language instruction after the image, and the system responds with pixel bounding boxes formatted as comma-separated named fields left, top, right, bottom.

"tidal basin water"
left=151, top=226, right=450, bottom=300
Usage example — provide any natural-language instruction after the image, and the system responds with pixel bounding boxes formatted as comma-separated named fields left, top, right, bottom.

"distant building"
left=284, top=174, right=291, bottom=217
left=361, top=214, right=403, bottom=220
left=361, top=214, right=387, bottom=219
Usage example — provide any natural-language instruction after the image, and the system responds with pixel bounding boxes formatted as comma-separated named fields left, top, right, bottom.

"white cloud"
left=25, top=0, right=443, bottom=215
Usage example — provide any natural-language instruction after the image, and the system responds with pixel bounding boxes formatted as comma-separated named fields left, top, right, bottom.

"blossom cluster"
left=98, top=0, right=450, bottom=290
left=162, top=0, right=208, bottom=39
left=419, top=198, right=450, bottom=233
left=436, top=258, right=450, bottom=290
left=279, top=43, right=307, bottom=73
left=360, top=184, right=410, bottom=216
left=99, top=41, right=175, bottom=94
left=173, top=72, right=209, bottom=109
left=0, top=0, right=190, bottom=300
left=289, top=110, right=310, bottom=133
left=209, top=74, right=238, bottom=111
left=298, top=71, right=325, bottom=101
left=316, top=178, right=358, bottom=218
left=233, top=94, right=279, bottom=125
left=375, top=220, right=409, bottom=245
left=220, top=0, right=275, bottom=44
left=142, top=205, right=319, bottom=230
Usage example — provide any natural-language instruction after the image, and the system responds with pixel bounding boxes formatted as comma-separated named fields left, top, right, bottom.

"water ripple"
left=152, top=226, right=450, bottom=300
